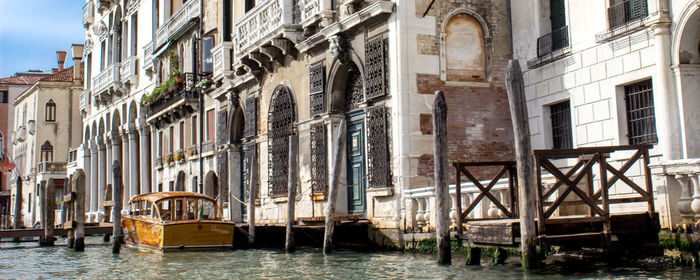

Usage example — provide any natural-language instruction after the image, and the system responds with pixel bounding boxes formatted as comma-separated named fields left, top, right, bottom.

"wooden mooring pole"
left=505, top=60, right=539, bottom=269
left=432, top=90, right=451, bottom=264
left=247, top=152, right=257, bottom=247
left=285, top=133, right=298, bottom=252
left=40, top=179, right=56, bottom=246
left=13, top=177, right=23, bottom=242
left=74, top=169, right=86, bottom=251
left=112, top=161, right=123, bottom=253
left=323, top=119, right=346, bottom=254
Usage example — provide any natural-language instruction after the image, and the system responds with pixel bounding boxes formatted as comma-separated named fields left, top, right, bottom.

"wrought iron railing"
left=537, top=26, right=570, bottom=58
left=608, top=0, right=648, bottom=29
left=146, top=73, right=198, bottom=118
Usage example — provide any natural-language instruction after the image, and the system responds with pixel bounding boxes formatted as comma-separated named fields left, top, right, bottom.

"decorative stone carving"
left=330, top=34, right=349, bottom=64
left=345, top=65, right=364, bottom=111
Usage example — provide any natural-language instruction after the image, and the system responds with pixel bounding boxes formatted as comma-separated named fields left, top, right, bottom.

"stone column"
left=139, top=121, right=152, bottom=194
left=82, top=144, right=92, bottom=215
left=105, top=135, right=113, bottom=188
left=651, top=20, right=682, bottom=160
left=690, top=173, right=700, bottom=221
left=150, top=126, right=158, bottom=192
left=676, top=174, right=693, bottom=224
left=228, top=145, right=242, bottom=222
left=121, top=130, right=130, bottom=202
left=90, top=139, right=99, bottom=214
left=98, top=138, right=107, bottom=216
left=128, top=125, right=140, bottom=196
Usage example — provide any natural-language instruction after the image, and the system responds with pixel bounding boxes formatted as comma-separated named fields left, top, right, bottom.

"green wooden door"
left=346, top=112, right=366, bottom=215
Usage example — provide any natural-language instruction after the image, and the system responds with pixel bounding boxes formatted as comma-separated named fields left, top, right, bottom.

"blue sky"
left=0, top=0, right=86, bottom=77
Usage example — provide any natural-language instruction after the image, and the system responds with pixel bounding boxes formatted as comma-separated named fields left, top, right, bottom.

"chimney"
left=71, top=44, right=85, bottom=84
left=56, top=51, right=67, bottom=70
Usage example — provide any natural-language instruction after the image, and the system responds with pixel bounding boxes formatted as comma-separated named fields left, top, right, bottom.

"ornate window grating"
left=309, top=62, right=325, bottom=116
left=217, top=151, right=228, bottom=202
left=345, top=65, right=364, bottom=111
left=365, top=36, right=386, bottom=100
left=310, top=123, right=327, bottom=194
left=244, top=96, right=257, bottom=138
left=243, top=141, right=259, bottom=200
left=216, top=110, right=228, bottom=146
left=268, top=85, right=295, bottom=197
left=366, top=105, right=389, bottom=188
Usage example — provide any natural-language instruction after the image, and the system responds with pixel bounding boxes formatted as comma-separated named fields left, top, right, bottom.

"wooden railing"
left=534, top=144, right=655, bottom=236
left=453, top=161, right=517, bottom=235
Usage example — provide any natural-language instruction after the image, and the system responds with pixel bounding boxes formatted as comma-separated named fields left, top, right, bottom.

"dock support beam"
left=40, top=179, right=56, bottom=246
left=323, top=119, right=346, bottom=254
left=13, top=177, right=23, bottom=242
left=285, top=133, right=298, bottom=252
left=432, top=90, right=451, bottom=264
left=466, top=246, right=481, bottom=265
left=505, top=60, right=540, bottom=269
left=112, top=161, right=123, bottom=254
left=74, top=170, right=86, bottom=251
left=247, top=153, right=257, bottom=247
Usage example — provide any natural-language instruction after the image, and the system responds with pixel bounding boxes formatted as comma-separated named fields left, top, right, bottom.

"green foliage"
left=659, top=234, right=700, bottom=252
left=140, top=49, right=182, bottom=106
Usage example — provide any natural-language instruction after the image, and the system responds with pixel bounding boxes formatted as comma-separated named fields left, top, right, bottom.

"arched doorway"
left=673, top=4, right=700, bottom=157
left=204, top=171, right=218, bottom=199
left=174, top=171, right=186, bottom=191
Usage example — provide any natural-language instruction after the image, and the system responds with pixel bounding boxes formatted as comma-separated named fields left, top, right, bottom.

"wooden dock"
left=0, top=226, right=112, bottom=241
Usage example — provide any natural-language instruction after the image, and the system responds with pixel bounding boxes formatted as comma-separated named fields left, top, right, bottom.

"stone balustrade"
left=120, top=56, right=138, bottom=86
left=83, top=1, right=94, bottom=28
left=80, top=89, right=90, bottom=113
left=404, top=179, right=512, bottom=231
left=653, top=159, right=700, bottom=226
left=143, top=41, right=153, bottom=71
left=154, top=0, right=200, bottom=50
left=37, top=162, right=67, bottom=174
left=92, top=63, right=123, bottom=103
left=212, top=41, right=233, bottom=82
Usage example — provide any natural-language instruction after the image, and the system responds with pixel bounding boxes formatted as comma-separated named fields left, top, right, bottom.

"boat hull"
left=122, top=216, right=235, bottom=251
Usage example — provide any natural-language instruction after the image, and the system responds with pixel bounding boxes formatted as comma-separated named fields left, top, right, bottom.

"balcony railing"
left=96, top=0, right=114, bottom=13
left=93, top=63, right=122, bottom=101
left=652, top=159, right=700, bottom=227
left=212, top=42, right=234, bottom=82
left=120, top=56, right=138, bottom=85
left=38, top=162, right=67, bottom=174
left=537, top=25, right=569, bottom=58
left=233, top=0, right=294, bottom=56
left=154, top=0, right=200, bottom=50
left=608, top=0, right=648, bottom=29
left=146, top=73, right=198, bottom=120
left=143, top=41, right=154, bottom=71
left=80, top=89, right=90, bottom=112
left=301, top=0, right=321, bottom=25
left=83, top=1, right=94, bottom=28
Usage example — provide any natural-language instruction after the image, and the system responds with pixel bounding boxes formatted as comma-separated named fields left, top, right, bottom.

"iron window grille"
left=608, top=0, right=648, bottom=29
left=550, top=100, right=573, bottom=149
left=625, top=79, right=657, bottom=145
left=537, top=26, right=570, bottom=57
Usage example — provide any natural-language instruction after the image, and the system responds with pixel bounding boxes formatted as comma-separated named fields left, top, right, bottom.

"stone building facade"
left=510, top=0, right=700, bottom=228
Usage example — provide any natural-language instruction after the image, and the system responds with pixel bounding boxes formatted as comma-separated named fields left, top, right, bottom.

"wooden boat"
left=121, top=192, right=235, bottom=251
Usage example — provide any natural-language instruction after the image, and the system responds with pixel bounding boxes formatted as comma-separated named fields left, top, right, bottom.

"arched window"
left=267, top=85, right=295, bottom=197
left=41, top=141, right=53, bottom=162
left=444, top=13, right=486, bottom=82
left=45, top=100, right=56, bottom=122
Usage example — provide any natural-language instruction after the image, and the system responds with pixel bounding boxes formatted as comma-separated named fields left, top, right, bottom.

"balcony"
left=596, top=0, right=648, bottom=43
left=14, top=125, right=26, bottom=143
left=92, top=64, right=124, bottom=104
left=527, top=26, right=571, bottom=69
left=652, top=159, right=700, bottom=228
left=143, top=41, right=153, bottom=72
left=80, top=89, right=90, bottom=113
left=145, top=73, right=198, bottom=123
left=83, top=1, right=94, bottom=28
left=232, top=0, right=302, bottom=74
left=154, top=0, right=200, bottom=51
left=212, top=42, right=233, bottom=82
left=120, top=56, right=138, bottom=86
left=96, top=0, right=114, bottom=13
left=37, top=162, right=67, bottom=174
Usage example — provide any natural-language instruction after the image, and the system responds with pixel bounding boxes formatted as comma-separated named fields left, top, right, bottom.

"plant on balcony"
left=174, top=151, right=184, bottom=162
left=140, top=50, right=182, bottom=106
left=164, top=154, right=173, bottom=165
left=187, top=147, right=197, bottom=158
left=195, top=78, right=211, bottom=91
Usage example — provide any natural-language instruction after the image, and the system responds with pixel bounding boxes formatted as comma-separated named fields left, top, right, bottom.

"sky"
left=0, top=0, right=86, bottom=77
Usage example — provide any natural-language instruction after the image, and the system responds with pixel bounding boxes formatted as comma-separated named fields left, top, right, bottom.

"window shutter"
left=550, top=0, right=566, bottom=30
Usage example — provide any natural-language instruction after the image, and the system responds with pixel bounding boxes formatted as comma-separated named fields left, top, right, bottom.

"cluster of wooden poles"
left=432, top=60, right=539, bottom=269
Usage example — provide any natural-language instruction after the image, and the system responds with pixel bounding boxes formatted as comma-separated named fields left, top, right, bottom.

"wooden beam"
left=323, top=119, right=346, bottom=254
left=505, top=60, right=539, bottom=269
left=112, top=161, right=123, bottom=254
left=74, top=169, right=86, bottom=251
left=432, top=90, right=451, bottom=264
left=247, top=152, right=257, bottom=247
left=285, top=133, right=298, bottom=252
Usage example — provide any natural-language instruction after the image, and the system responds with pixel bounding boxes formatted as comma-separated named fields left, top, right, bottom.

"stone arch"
left=672, top=2, right=700, bottom=65
left=84, top=126, right=91, bottom=144
left=111, top=108, right=121, bottom=133
left=327, top=51, right=366, bottom=113
left=174, top=171, right=186, bottom=192
left=267, top=84, right=296, bottom=197
left=113, top=6, right=123, bottom=64
left=229, top=103, right=245, bottom=144
left=128, top=100, right=139, bottom=123
left=441, top=11, right=488, bottom=82
left=204, top=171, right=218, bottom=199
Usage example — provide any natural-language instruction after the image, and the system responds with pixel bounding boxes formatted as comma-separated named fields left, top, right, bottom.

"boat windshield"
left=158, top=200, right=172, bottom=221
left=199, top=199, right=217, bottom=220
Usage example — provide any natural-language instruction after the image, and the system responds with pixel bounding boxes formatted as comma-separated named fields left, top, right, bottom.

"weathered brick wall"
left=412, top=0, right=514, bottom=182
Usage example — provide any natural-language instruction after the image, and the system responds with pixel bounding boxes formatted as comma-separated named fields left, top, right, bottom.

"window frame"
left=624, top=79, right=657, bottom=145
left=45, top=99, right=57, bottom=122
left=549, top=100, right=573, bottom=149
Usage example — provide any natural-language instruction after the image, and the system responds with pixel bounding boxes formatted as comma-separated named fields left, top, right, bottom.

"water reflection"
left=0, top=237, right=696, bottom=279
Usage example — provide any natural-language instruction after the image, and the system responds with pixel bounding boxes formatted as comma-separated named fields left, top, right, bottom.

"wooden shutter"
left=550, top=0, right=566, bottom=30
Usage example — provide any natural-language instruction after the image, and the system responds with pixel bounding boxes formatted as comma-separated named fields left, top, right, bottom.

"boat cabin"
left=127, top=192, right=220, bottom=222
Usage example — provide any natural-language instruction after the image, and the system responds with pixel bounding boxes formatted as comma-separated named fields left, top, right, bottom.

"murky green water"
left=0, top=237, right=697, bottom=279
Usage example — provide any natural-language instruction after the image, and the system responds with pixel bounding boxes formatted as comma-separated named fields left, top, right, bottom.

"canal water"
left=0, top=237, right=697, bottom=279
